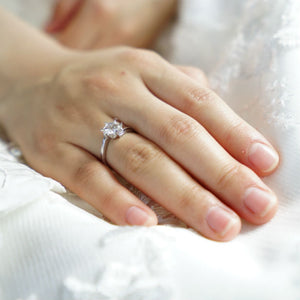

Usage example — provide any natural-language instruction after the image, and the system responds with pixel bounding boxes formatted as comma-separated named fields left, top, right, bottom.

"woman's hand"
left=45, top=0, right=177, bottom=49
left=0, top=46, right=279, bottom=242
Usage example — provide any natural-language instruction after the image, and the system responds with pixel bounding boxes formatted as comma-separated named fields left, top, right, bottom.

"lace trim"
left=210, top=0, right=300, bottom=129
left=62, top=227, right=175, bottom=300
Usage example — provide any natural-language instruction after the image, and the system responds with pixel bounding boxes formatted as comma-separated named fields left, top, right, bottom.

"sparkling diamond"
left=101, top=119, right=125, bottom=139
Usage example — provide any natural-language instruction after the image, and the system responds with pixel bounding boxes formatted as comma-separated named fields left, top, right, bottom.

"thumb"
left=45, top=0, right=82, bottom=33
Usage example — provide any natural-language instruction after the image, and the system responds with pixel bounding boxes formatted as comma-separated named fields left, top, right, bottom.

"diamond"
left=101, top=119, right=126, bottom=139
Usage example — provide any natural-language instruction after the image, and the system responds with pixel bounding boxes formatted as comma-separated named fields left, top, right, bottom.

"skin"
left=45, top=0, right=178, bottom=49
left=0, top=7, right=279, bottom=242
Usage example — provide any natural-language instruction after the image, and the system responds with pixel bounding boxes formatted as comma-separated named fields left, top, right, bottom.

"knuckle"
left=99, top=189, right=124, bottom=212
left=54, top=100, right=83, bottom=123
left=126, top=143, right=161, bottom=174
left=33, top=129, right=58, bottom=155
left=81, top=72, right=118, bottom=96
left=56, top=63, right=118, bottom=98
left=140, top=49, right=162, bottom=61
left=99, top=188, right=137, bottom=224
left=101, top=188, right=128, bottom=213
left=224, top=120, right=248, bottom=144
left=177, top=184, right=201, bottom=210
left=216, top=163, right=243, bottom=190
left=73, top=161, right=98, bottom=186
left=182, top=86, right=217, bottom=114
left=54, top=69, right=113, bottom=123
left=119, top=47, right=140, bottom=61
left=187, top=87, right=216, bottom=104
left=108, top=188, right=127, bottom=203
left=192, top=87, right=216, bottom=103
left=120, top=48, right=162, bottom=66
left=159, top=115, right=199, bottom=144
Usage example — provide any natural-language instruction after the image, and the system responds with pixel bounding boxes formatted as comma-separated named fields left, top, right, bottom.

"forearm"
left=0, top=7, right=71, bottom=98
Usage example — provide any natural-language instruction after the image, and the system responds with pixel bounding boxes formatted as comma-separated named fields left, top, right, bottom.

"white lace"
left=0, top=0, right=300, bottom=299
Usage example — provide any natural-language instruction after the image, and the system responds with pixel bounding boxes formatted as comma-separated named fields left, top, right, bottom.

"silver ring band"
left=100, top=119, right=134, bottom=166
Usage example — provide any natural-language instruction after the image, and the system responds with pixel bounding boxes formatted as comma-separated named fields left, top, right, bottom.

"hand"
left=0, top=47, right=279, bottom=242
left=45, top=0, right=177, bottom=49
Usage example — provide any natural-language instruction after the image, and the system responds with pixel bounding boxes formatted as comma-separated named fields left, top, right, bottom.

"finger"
left=53, top=1, right=100, bottom=49
left=107, top=133, right=241, bottom=241
left=175, top=65, right=210, bottom=87
left=34, top=142, right=157, bottom=226
left=67, top=113, right=241, bottom=241
left=45, top=0, right=83, bottom=33
left=102, top=86, right=278, bottom=225
left=142, top=60, right=279, bottom=177
left=98, top=129, right=241, bottom=241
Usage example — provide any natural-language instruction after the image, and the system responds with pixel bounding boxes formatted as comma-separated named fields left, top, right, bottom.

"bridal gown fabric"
left=0, top=0, right=300, bottom=299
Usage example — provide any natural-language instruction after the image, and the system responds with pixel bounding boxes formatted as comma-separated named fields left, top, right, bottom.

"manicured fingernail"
left=126, top=206, right=151, bottom=226
left=206, top=206, right=238, bottom=236
left=248, top=143, right=279, bottom=172
left=244, top=187, right=277, bottom=217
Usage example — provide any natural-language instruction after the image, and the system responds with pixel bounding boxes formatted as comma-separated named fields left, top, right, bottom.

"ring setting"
left=100, top=119, right=134, bottom=166
left=101, top=119, right=129, bottom=139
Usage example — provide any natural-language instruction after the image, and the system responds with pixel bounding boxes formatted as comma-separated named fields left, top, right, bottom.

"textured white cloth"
left=0, top=0, right=300, bottom=299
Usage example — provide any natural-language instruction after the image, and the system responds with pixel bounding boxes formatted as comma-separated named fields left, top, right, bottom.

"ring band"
left=100, top=119, right=134, bottom=166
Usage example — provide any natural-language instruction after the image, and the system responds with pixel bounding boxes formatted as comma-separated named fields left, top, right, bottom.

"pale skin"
left=0, top=2, right=279, bottom=242
left=45, top=0, right=178, bottom=48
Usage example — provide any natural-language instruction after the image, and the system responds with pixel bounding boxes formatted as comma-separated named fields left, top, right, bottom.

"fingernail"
left=248, top=143, right=279, bottom=172
left=206, top=206, right=238, bottom=236
left=126, top=206, right=151, bottom=226
left=244, top=187, right=277, bottom=217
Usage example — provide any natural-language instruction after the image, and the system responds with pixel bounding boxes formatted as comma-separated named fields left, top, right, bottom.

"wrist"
left=0, top=9, right=81, bottom=100
left=0, top=44, right=78, bottom=100
left=0, top=45, right=80, bottom=131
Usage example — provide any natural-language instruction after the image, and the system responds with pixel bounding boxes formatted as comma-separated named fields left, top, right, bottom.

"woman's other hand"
left=0, top=47, right=279, bottom=242
left=45, top=0, right=177, bottom=49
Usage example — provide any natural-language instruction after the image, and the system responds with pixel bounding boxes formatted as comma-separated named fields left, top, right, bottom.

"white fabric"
left=0, top=0, right=300, bottom=299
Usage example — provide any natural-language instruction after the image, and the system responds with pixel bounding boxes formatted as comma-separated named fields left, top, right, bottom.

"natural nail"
left=206, top=206, right=238, bottom=236
left=248, top=143, right=279, bottom=173
left=244, top=187, right=277, bottom=217
left=126, top=206, right=151, bottom=226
